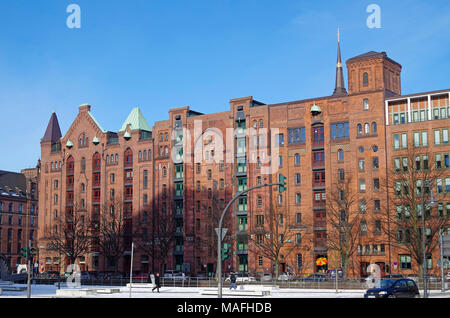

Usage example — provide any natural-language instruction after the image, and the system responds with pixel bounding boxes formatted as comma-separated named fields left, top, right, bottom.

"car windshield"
left=380, top=280, right=395, bottom=288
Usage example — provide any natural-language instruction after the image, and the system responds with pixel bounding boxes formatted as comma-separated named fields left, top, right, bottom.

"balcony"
left=175, top=227, right=183, bottom=236
left=173, top=245, right=184, bottom=255
left=314, top=220, right=327, bottom=230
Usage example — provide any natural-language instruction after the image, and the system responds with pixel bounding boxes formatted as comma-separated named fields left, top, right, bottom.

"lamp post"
left=216, top=182, right=283, bottom=298
left=421, top=181, right=437, bottom=298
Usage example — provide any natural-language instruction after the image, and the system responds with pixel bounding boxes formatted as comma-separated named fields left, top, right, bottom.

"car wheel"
left=388, top=294, right=396, bottom=298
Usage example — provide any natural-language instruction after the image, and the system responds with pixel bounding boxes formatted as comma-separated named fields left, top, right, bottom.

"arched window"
left=338, top=149, right=344, bottom=161
left=259, top=119, right=263, bottom=128
left=81, top=157, right=86, bottom=172
left=162, top=167, right=167, bottom=177
left=81, top=183, right=85, bottom=193
left=139, top=151, right=142, bottom=161
left=164, top=146, right=169, bottom=156
left=294, top=153, right=301, bottom=166
left=92, top=153, right=101, bottom=170
left=115, top=154, right=119, bottom=163
left=357, top=124, right=362, bottom=135
left=66, top=156, right=74, bottom=173
left=363, top=72, right=369, bottom=87
left=143, top=150, right=147, bottom=161
left=372, top=122, right=377, bottom=134
left=106, top=155, right=109, bottom=164
left=124, top=148, right=133, bottom=166
left=364, top=123, right=370, bottom=134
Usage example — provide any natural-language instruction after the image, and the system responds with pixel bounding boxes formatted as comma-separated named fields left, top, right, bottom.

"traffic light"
left=222, top=243, right=231, bottom=260
left=21, top=247, right=36, bottom=261
left=278, top=174, right=287, bottom=193
left=21, top=247, right=30, bottom=260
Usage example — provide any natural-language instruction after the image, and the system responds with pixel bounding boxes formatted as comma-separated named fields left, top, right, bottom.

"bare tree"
left=326, top=176, right=362, bottom=279
left=248, top=206, right=297, bottom=279
left=134, top=209, right=154, bottom=273
left=380, top=148, right=450, bottom=276
left=47, top=201, right=92, bottom=268
left=154, top=208, right=175, bottom=273
left=95, top=198, right=128, bottom=274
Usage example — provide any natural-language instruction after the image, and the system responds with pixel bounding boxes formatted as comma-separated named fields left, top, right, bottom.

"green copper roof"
left=119, top=107, right=151, bottom=132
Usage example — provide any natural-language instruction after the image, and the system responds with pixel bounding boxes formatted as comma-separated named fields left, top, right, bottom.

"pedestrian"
left=152, top=272, right=161, bottom=293
left=229, top=273, right=237, bottom=290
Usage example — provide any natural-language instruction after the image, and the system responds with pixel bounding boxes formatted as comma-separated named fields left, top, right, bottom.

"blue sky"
left=0, top=0, right=450, bottom=172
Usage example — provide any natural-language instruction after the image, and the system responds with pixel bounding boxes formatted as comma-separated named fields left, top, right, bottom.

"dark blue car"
left=364, top=279, right=420, bottom=298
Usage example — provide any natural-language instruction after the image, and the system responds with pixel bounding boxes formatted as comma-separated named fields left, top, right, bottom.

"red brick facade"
left=37, top=49, right=450, bottom=278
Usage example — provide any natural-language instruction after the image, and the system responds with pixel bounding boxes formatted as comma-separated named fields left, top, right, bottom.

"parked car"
left=298, top=273, right=326, bottom=282
left=80, top=271, right=91, bottom=280
left=164, top=270, right=186, bottom=280
left=406, top=274, right=419, bottom=282
left=327, top=269, right=343, bottom=281
left=260, top=273, right=273, bottom=282
left=364, top=279, right=420, bottom=298
left=40, top=270, right=60, bottom=279
left=381, top=274, right=404, bottom=280
left=225, top=273, right=256, bottom=282
left=277, top=273, right=294, bottom=281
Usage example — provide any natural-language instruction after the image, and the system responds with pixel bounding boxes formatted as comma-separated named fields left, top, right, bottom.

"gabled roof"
left=41, top=112, right=62, bottom=143
left=88, top=111, right=107, bottom=133
left=119, top=107, right=151, bottom=132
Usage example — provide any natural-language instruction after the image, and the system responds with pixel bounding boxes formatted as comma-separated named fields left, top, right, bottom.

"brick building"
left=37, top=40, right=450, bottom=278
left=0, top=168, right=39, bottom=274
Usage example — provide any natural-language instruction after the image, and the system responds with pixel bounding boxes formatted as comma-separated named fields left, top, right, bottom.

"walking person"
left=152, top=272, right=161, bottom=293
left=229, top=273, right=237, bottom=290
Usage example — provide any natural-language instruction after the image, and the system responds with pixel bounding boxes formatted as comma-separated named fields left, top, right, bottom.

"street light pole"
left=217, top=182, right=283, bottom=298
left=421, top=185, right=428, bottom=298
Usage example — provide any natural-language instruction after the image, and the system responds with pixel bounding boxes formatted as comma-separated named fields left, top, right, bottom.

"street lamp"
left=421, top=181, right=437, bottom=298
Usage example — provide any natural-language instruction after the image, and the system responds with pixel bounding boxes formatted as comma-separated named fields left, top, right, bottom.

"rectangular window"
left=359, top=179, right=366, bottom=192
left=400, top=255, right=412, bottom=270
left=296, top=213, right=302, bottom=224
left=394, top=158, right=401, bottom=172
left=276, top=133, right=284, bottom=146
left=444, top=129, right=449, bottom=144
left=435, top=130, right=441, bottom=145
left=330, top=122, right=350, bottom=140
left=288, top=127, right=306, bottom=144
left=394, top=134, right=400, bottom=150
left=414, top=132, right=420, bottom=147
left=422, top=131, right=428, bottom=147
left=401, top=133, right=408, bottom=148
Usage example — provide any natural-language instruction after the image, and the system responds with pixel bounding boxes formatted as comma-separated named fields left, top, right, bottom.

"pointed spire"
left=41, top=112, right=62, bottom=143
left=119, top=107, right=151, bottom=132
left=332, top=28, right=347, bottom=97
